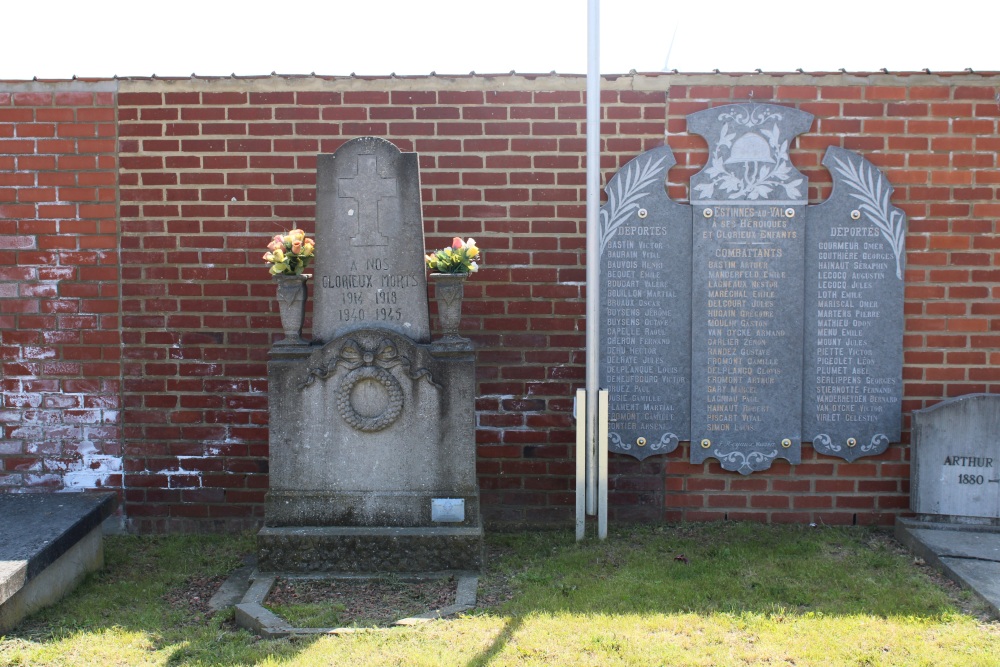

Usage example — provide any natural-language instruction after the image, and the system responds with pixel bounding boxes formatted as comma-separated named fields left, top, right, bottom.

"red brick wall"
left=1, top=74, right=998, bottom=531
left=0, top=84, right=121, bottom=493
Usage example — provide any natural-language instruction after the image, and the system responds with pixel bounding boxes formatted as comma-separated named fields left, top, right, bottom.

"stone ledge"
left=257, top=525, right=484, bottom=573
left=263, top=491, right=481, bottom=528
left=896, top=517, right=1000, bottom=618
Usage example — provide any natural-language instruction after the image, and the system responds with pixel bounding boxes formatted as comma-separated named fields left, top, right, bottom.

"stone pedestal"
left=257, top=526, right=483, bottom=573
left=262, top=330, right=482, bottom=572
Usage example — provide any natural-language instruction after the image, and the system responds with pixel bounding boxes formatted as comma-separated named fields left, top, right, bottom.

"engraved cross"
left=338, top=154, right=395, bottom=246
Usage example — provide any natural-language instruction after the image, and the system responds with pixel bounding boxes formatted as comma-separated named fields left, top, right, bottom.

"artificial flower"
left=263, top=228, right=315, bottom=276
left=425, top=237, right=482, bottom=275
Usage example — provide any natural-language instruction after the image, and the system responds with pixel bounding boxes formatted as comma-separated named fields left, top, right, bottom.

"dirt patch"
left=165, top=542, right=517, bottom=629
left=265, top=576, right=457, bottom=627
left=163, top=574, right=228, bottom=624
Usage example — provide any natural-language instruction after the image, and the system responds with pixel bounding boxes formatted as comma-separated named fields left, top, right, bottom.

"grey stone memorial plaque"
left=595, top=104, right=906, bottom=473
left=314, top=137, right=430, bottom=344
left=688, top=103, right=813, bottom=474
left=911, top=394, right=1000, bottom=522
left=804, top=146, right=906, bottom=461
left=599, top=145, right=691, bottom=460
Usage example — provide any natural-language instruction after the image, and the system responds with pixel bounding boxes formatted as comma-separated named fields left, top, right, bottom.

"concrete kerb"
left=895, top=518, right=1000, bottom=618
left=232, top=570, right=479, bottom=638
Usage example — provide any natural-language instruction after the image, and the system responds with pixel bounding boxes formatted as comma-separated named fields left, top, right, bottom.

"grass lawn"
left=1, top=523, right=998, bottom=666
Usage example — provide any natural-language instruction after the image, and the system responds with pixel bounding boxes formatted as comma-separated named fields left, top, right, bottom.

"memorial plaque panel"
left=313, top=137, right=430, bottom=344
left=688, top=103, right=813, bottom=474
left=596, top=104, right=906, bottom=473
left=804, top=147, right=906, bottom=461
left=911, top=394, right=1000, bottom=521
left=599, top=145, right=691, bottom=459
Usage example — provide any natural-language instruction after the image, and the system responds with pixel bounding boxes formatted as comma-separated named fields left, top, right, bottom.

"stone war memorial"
left=600, top=103, right=906, bottom=474
left=260, top=137, right=483, bottom=572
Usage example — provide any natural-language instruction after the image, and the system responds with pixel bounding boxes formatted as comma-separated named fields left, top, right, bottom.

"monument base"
left=257, top=525, right=484, bottom=573
left=264, top=490, right=481, bottom=528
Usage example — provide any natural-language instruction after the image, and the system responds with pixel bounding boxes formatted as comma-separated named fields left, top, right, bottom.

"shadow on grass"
left=464, top=615, right=524, bottom=667
left=0, top=523, right=983, bottom=666
left=4, top=534, right=318, bottom=666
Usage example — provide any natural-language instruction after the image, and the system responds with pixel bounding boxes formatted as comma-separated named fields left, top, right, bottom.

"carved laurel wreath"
left=336, top=365, right=404, bottom=432
left=298, top=337, right=440, bottom=433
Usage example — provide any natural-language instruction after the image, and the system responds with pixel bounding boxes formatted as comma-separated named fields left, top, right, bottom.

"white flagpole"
left=585, top=0, right=601, bottom=518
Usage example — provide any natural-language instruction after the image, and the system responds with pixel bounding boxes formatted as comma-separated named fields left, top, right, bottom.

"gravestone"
left=911, top=394, right=1000, bottom=523
left=313, top=137, right=430, bottom=343
left=598, top=103, right=906, bottom=474
left=261, top=137, right=483, bottom=572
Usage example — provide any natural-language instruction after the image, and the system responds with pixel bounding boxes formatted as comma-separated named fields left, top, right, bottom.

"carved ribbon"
left=298, top=337, right=441, bottom=390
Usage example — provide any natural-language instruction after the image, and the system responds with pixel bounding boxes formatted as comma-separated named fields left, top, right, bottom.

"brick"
left=953, top=86, right=996, bottom=100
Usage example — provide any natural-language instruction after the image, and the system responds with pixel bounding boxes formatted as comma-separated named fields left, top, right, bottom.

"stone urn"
left=430, top=272, right=469, bottom=344
left=273, top=273, right=310, bottom=345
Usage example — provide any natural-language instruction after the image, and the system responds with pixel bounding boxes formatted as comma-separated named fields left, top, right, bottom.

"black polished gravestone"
left=598, top=103, right=906, bottom=474
left=689, top=104, right=814, bottom=474
left=803, top=147, right=906, bottom=461
left=599, top=145, right=692, bottom=460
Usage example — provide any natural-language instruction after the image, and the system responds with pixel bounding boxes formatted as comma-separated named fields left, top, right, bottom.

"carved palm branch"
left=599, top=154, right=669, bottom=256
left=832, top=155, right=906, bottom=280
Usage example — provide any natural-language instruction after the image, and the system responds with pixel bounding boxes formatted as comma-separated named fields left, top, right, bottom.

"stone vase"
left=274, top=273, right=310, bottom=345
left=431, top=272, right=469, bottom=342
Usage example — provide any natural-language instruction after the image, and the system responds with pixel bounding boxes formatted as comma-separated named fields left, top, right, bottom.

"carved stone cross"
left=338, top=153, right=396, bottom=246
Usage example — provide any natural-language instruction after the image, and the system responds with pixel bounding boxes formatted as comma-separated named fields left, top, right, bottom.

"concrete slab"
left=939, top=558, right=1000, bottom=614
left=0, top=492, right=116, bottom=632
left=895, top=518, right=1000, bottom=617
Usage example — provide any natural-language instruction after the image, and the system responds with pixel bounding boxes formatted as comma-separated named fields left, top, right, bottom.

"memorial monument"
left=600, top=103, right=906, bottom=473
left=260, top=137, right=483, bottom=572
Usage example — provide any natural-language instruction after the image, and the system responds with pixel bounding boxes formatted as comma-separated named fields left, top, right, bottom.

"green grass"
left=1, top=524, right=999, bottom=666
left=269, top=602, right=344, bottom=629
